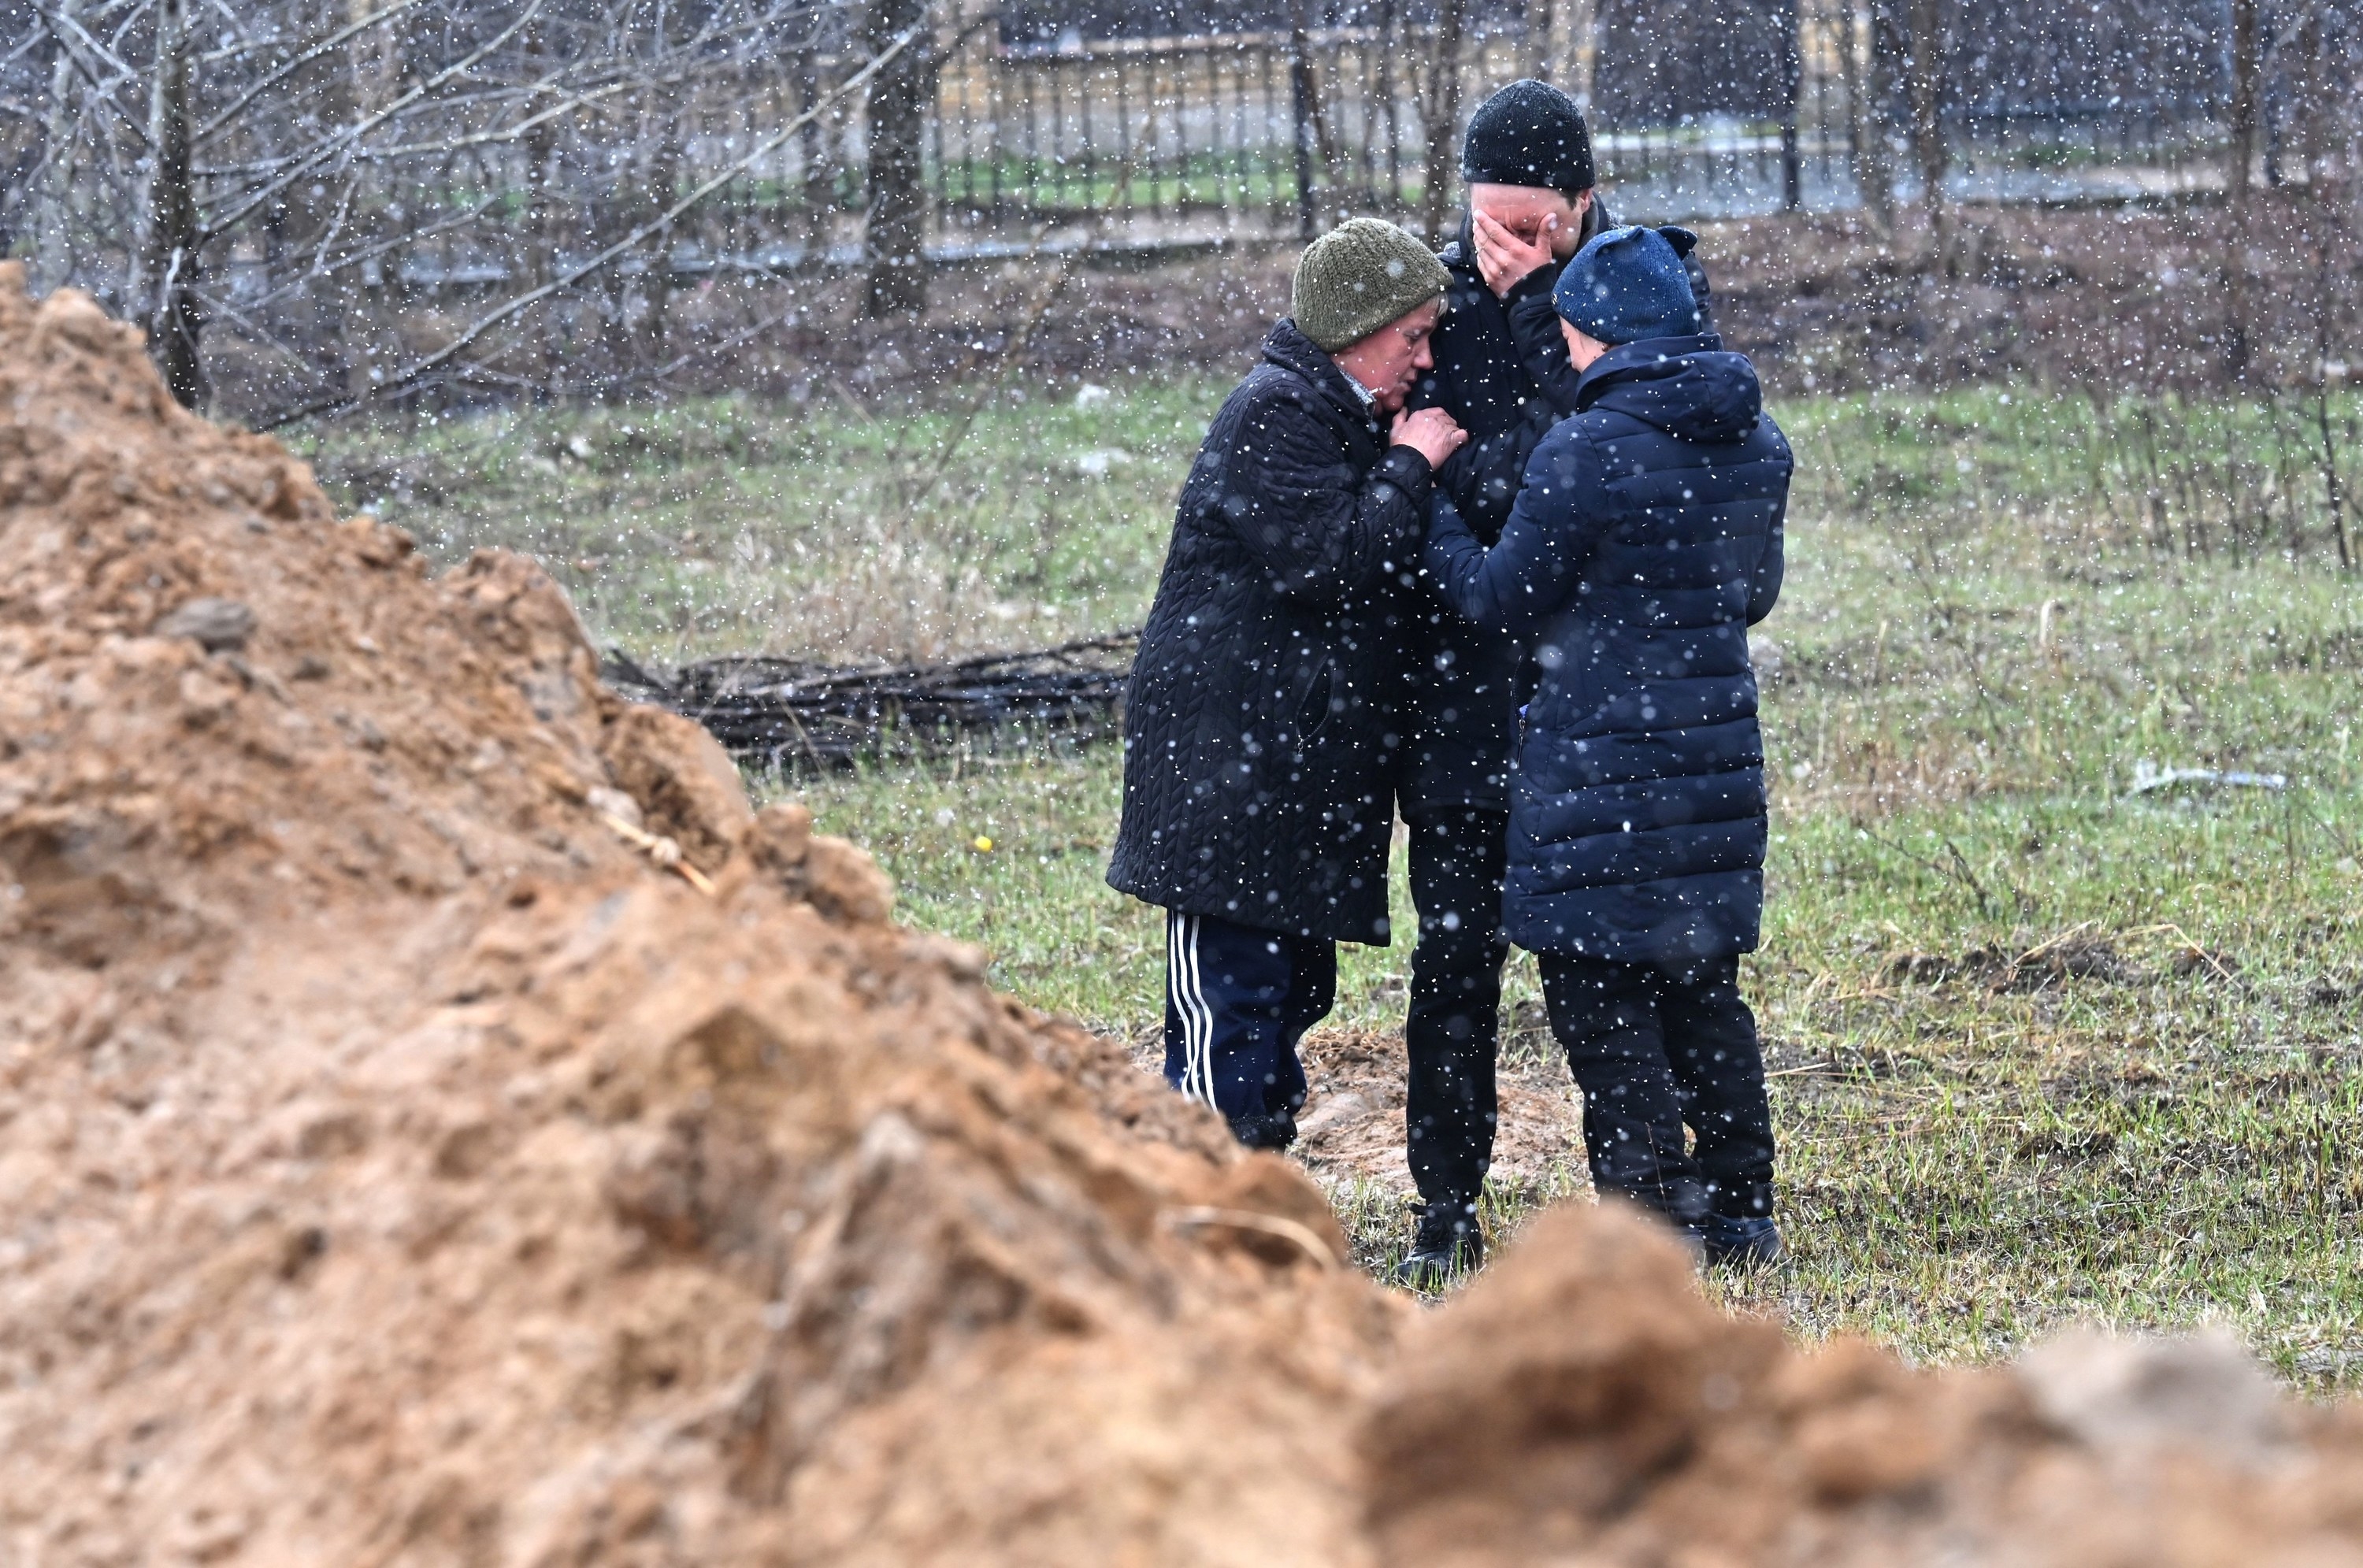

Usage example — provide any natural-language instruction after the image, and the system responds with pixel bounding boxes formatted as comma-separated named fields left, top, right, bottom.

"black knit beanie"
left=1460, top=79, right=1595, bottom=197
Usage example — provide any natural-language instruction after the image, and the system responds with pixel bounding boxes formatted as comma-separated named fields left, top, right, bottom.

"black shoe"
left=1226, top=1109, right=1298, bottom=1151
left=1395, top=1199, right=1485, bottom=1289
left=1701, top=1214, right=1784, bottom=1270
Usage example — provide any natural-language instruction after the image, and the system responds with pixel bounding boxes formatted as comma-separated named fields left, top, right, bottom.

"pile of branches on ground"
left=603, top=632, right=1137, bottom=770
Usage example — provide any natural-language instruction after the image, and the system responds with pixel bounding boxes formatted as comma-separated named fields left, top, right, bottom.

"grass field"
left=301, top=376, right=1215, bottom=663
left=306, top=378, right=2363, bottom=1384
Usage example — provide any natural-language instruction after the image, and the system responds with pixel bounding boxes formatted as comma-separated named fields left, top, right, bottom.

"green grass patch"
left=299, top=375, right=1233, bottom=663
left=780, top=554, right=2363, bottom=1382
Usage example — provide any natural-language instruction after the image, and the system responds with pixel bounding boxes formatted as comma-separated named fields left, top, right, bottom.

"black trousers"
left=1403, top=806, right=1512, bottom=1209
left=1536, top=952, right=1775, bottom=1225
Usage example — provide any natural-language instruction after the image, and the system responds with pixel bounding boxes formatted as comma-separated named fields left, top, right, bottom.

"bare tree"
left=128, top=0, right=202, bottom=406
left=1416, top=0, right=1473, bottom=246
left=2225, top=0, right=2267, bottom=380
left=5, top=0, right=911, bottom=420
left=865, top=0, right=928, bottom=315
left=1853, top=0, right=1902, bottom=235
left=793, top=40, right=840, bottom=260
left=1287, top=0, right=1321, bottom=239
left=23, top=0, right=88, bottom=295
left=1775, top=0, right=1801, bottom=209
left=1905, top=0, right=1946, bottom=246
left=1564, top=0, right=1597, bottom=105
left=1523, top=0, right=1557, bottom=82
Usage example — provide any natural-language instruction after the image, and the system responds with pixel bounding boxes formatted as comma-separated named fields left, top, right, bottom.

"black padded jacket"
left=1107, top=320, right=1430, bottom=945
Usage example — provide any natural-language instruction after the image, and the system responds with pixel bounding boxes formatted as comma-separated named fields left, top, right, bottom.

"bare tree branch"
left=193, top=0, right=425, bottom=146
left=254, top=20, right=920, bottom=429
left=198, top=0, right=550, bottom=243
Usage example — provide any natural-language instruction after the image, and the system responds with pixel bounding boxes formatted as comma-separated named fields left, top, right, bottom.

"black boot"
left=1394, top=1198, right=1484, bottom=1289
left=1226, top=1108, right=1298, bottom=1151
left=1701, top=1213, right=1784, bottom=1270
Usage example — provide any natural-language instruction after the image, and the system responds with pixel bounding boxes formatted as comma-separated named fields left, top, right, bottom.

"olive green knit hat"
left=1291, top=217, right=1452, bottom=354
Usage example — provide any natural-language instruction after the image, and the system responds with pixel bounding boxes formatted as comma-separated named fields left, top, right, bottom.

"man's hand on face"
left=1471, top=208, right=1560, bottom=300
left=1390, top=406, right=1467, bottom=470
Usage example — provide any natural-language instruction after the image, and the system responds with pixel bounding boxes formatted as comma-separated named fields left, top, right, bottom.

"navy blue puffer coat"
left=1108, top=320, right=1429, bottom=944
left=1422, top=334, right=1790, bottom=964
left=1399, top=204, right=1712, bottom=816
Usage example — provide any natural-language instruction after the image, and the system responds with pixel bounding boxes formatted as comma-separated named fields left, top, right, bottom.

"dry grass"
left=302, top=376, right=1216, bottom=665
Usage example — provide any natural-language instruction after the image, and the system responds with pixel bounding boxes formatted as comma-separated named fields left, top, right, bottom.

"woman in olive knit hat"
left=1108, top=218, right=1465, bottom=1151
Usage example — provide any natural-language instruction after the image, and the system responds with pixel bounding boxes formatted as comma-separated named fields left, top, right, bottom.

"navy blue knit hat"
left=1552, top=224, right=1702, bottom=345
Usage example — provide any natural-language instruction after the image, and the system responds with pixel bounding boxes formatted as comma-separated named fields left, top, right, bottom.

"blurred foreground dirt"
left=11, top=262, right=2363, bottom=1566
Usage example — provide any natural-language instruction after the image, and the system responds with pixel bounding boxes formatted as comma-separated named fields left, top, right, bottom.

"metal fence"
left=924, top=22, right=1844, bottom=238
left=909, top=3, right=2252, bottom=247
left=21, top=0, right=2340, bottom=422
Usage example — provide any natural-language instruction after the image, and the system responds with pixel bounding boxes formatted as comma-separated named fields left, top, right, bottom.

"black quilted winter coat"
left=1422, top=335, right=1790, bottom=965
left=1107, top=320, right=1432, bottom=945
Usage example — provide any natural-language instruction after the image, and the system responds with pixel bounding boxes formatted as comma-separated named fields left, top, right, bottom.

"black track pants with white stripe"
left=1162, top=909, right=1334, bottom=1127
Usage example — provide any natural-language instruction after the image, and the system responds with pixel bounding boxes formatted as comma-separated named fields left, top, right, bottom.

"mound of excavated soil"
left=10, top=262, right=2363, bottom=1568
left=1370, top=1204, right=2363, bottom=1568
left=0, top=262, right=1396, bottom=1566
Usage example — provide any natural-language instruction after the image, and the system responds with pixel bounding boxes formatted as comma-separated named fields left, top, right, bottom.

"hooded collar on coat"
left=1571, top=332, right=1763, bottom=443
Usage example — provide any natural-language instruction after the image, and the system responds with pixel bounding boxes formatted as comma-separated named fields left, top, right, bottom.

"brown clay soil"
left=15, top=262, right=2363, bottom=1566
left=1117, top=1025, right=1587, bottom=1203
left=0, top=261, right=1394, bottom=1566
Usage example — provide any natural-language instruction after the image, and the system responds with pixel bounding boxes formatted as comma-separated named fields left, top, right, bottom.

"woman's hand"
left=1472, top=208, right=1558, bottom=300
left=1391, top=406, right=1467, bottom=469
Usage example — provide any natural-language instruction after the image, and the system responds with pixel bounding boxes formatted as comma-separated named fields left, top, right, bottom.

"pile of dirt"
left=12, top=263, right=2363, bottom=1566
left=1368, top=1203, right=2363, bottom=1568
left=0, top=261, right=1393, bottom=1565
left=1292, top=1029, right=1583, bottom=1203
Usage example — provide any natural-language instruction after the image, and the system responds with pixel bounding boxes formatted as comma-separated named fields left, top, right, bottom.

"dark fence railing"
left=908, top=5, right=2243, bottom=240
left=28, top=0, right=2337, bottom=422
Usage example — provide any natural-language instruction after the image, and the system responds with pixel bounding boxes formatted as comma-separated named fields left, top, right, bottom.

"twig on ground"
left=599, top=811, right=715, bottom=895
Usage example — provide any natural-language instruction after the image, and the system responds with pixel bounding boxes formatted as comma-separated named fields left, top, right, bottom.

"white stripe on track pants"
left=1159, top=908, right=1334, bottom=1128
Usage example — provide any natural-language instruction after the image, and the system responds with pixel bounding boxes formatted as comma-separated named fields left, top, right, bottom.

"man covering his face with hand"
left=1392, top=80, right=1714, bottom=1288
